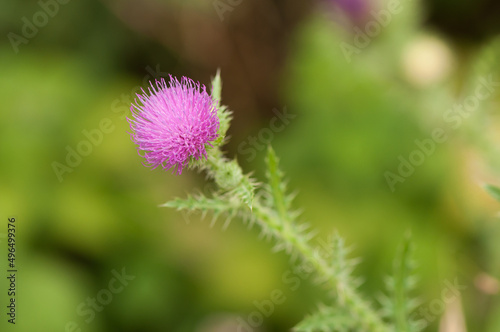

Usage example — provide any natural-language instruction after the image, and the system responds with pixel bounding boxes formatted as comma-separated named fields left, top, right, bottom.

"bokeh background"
left=1, top=0, right=500, bottom=331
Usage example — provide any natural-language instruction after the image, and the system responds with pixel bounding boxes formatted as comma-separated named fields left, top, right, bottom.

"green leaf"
left=294, top=304, right=357, bottom=332
left=211, top=68, right=222, bottom=102
left=328, top=233, right=362, bottom=300
left=206, top=156, right=256, bottom=210
left=264, top=146, right=300, bottom=224
left=379, top=233, right=421, bottom=332
left=210, top=69, right=232, bottom=144
left=161, top=194, right=242, bottom=228
left=265, top=146, right=288, bottom=219
left=231, top=174, right=257, bottom=210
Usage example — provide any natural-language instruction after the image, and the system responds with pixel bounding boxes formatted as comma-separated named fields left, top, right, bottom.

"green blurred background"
left=1, top=0, right=500, bottom=331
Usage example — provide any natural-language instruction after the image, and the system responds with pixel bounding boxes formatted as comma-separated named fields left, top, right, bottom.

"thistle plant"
left=128, top=71, right=422, bottom=332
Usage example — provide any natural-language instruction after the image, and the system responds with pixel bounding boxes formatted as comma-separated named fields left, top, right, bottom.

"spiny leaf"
left=161, top=194, right=242, bottom=227
left=294, top=304, right=357, bottom=332
left=326, top=233, right=361, bottom=302
left=265, top=145, right=297, bottom=225
left=379, top=233, right=422, bottom=332
left=229, top=174, right=257, bottom=210
left=161, top=194, right=232, bottom=212
left=211, top=68, right=222, bottom=102
left=210, top=158, right=257, bottom=209
left=266, top=146, right=287, bottom=217
left=210, top=69, right=232, bottom=144
left=244, top=202, right=309, bottom=257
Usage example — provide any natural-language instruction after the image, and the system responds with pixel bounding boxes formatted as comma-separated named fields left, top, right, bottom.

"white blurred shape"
left=402, top=34, right=454, bottom=87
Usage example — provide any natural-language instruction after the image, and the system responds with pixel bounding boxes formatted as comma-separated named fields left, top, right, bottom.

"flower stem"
left=251, top=201, right=390, bottom=332
left=205, top=152, right=390, bottom=332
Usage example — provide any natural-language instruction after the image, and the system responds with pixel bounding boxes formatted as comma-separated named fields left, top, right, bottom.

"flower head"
left=128, top=76, right=219, bottom=174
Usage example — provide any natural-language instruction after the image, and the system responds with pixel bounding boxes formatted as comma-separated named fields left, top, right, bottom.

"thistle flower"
left=128, top=76, right=219, bottom=174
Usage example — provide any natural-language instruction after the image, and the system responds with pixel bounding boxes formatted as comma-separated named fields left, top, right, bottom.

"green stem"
left=251, top=201, right=390, bottom=332
left=204, top=150, right=390, bottom=332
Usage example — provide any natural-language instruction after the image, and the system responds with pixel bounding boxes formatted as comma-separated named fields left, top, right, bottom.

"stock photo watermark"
left=411, top=278, right=467, bottom=330
left=237, top=107, right=296, bottom=162
left=52, top=65, right=167, bottom=182
left=236, top=236, right=333, bottom=332
left=7, top=0, right=73, bottom=54
left=339, top=0, right=408, bottom=63
left=213, top=0, right=243, bottom=21
left=5, top=217, right=17, bottom=325
left=385, top=74, right=500, bottom=192
left=51, top=119, right=115, bottom=182
left=65, top=267, right=135, bottom=332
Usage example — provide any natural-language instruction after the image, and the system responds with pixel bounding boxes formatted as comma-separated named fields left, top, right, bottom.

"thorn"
left=222, top=217, right=231, bottom=231
left=305, top=230, right=319, bottom=241
left=210, top=216, right=217, bottom=228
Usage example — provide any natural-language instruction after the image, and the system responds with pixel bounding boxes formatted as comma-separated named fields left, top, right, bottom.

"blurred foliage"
left=1, top=0, right=500, bottom=331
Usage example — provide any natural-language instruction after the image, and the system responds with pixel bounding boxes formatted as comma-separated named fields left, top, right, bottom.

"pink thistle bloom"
left=128, top=76, right=219, bottom=174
